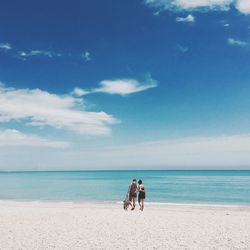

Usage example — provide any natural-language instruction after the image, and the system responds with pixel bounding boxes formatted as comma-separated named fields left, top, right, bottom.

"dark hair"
left=138, top=179, right=142, bottom=185
left=133, top=179, right=136, bottom=182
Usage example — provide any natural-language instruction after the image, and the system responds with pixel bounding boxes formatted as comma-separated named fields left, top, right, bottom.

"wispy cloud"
left=145, top=0, right=232, bottom=12
left=82, top=51, right=91, bottom=62
left=0, top=42, right=64, bottom=59
left=0, top=83, right=118, bottom=136
left=1, top=43, right=89, bottom=62
left=177, top=45, right=189, bottom=53
left=0, top=42, right=12, bottom=51
left=72, top=87, right=90, bottom=97
left=18, top=49, right=91, bottom=61
left=227, top=38, right=249, bottom=47
left=83, top=134, right=250, bottom=168
left=93, top=78, right=157, bottom=95
left=0, top=129, right=69, bottom=148
left=145, top=0, right=250, bottom=15
left=24, top=134, right=250, bottom=169
left=176, top=14, right=195, bottom=23
left=72, top=78, right=158, bottom=97
left=19, top=50, right=53, bottom=58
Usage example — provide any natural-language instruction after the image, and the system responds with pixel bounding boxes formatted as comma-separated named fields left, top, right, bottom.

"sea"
left=0, top=170, right=250, bottom=205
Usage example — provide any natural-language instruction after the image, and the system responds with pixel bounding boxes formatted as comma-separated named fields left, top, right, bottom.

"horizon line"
left=1, top=168, right=250, bottom=173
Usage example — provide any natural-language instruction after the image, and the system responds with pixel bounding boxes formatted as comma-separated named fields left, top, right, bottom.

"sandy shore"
left=0, top=201, right=250, bottom=250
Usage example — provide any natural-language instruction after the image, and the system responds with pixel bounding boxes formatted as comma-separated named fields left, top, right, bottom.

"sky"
left=0, top=0, right=250, bottom=170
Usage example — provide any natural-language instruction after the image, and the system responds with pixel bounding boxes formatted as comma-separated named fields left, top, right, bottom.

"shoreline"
left=1, top=199, right=250, bottom=208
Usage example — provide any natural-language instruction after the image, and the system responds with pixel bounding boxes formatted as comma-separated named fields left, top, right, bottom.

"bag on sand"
left=123, top=193, right=130, bottom=210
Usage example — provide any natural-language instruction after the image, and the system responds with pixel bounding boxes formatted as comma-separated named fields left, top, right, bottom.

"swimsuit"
left=138, top=185, right=146, bottom=201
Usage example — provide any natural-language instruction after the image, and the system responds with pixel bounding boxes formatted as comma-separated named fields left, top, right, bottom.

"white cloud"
left=174, top=0, right=231, bottom=10
left=227, top=38, right=249, bottom=47
left=72, top=78, right=158, bottom=96
left=176, top=14, right=195, bottom=23
left=235, top=0, right=250, bottom=14
left=93, top=78, right=158, bottom=95
left=0, top=42, right=12, bottom=51
left=0, top=84, right=118, bottom=136
left=72, top=87, right=90, bottom=97
left=224, top=23, right=230, bottom=27
left=19, top=50, right=53, bottom=58
left=0, top=129, right=69, bottom=148
left=82, top=134, right=250, bottom=168
left=145, top=0, right=250, bottom=14
left=82, top=51, right=91, bottom=62
left=177, top=45, right=189, bottom=52
left=1, top=134, right=250, bottom=170
left=145, top=0, right=232, bottom=12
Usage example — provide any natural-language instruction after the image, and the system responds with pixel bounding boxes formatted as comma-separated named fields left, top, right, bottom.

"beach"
left=0, top=200, right=250, bottom=250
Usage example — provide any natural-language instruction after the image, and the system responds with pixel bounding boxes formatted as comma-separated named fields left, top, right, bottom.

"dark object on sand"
left=123, top=195, right=131, bottom=210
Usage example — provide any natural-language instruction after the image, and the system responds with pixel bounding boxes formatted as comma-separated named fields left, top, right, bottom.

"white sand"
left=0, top=201, right=250, bottom=250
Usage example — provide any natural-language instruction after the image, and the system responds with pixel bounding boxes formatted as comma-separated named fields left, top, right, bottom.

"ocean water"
left=0, top=170, right=250, bottom=205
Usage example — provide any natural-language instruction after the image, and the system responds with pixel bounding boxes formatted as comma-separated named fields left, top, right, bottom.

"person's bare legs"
left=132, top=197, right=136, bottom=210
left=129, top=201, right=133, bottom=208
left=139, top=199, right=142, bottom=210
left=141, top=199, right=144, bottom=211
left=128, top=196, right=133, bottom=209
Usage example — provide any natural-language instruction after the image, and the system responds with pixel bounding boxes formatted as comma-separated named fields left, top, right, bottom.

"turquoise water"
left=0, top=170, right=250, bottom=205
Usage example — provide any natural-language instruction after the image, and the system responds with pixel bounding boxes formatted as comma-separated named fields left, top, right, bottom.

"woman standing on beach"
left=128, top=179, right=137, bottom=210
left=138, top=180, right=146, bottom=211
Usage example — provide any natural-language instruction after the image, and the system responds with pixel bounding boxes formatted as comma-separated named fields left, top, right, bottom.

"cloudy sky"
left=0, top=0, right=250, bottom=170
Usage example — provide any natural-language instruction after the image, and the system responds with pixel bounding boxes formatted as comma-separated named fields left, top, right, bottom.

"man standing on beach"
left=128, top=179, right=138, bottom=210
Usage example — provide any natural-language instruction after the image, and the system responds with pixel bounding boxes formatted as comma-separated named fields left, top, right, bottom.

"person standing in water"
left=128, top=179, right=137, bottom=210
left=138, top=179, right=146, bottom=211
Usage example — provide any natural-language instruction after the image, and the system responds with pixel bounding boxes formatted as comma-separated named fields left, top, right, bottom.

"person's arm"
left=127, top=184, right=131, bottom=194
left=140, top=185, right=145, bottom=192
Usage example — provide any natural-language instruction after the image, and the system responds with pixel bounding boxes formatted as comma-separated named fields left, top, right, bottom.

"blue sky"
left=0, top=0, right=250, bottom=170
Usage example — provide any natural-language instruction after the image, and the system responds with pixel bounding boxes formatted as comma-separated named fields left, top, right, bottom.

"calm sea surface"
left=0, top=170, right=250, bottom=205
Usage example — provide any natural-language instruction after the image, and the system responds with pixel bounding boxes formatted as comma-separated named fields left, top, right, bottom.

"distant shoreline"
left=1, top=199, right=250, bottom=208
